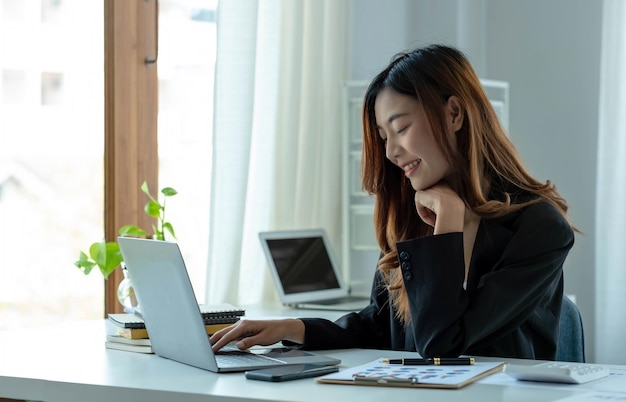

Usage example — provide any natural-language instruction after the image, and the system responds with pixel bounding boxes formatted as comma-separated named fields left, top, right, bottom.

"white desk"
left=1, top=308, right=624, bottom=402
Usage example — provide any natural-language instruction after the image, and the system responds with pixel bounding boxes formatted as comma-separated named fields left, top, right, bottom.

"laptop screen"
left=259, top=229, right=350, bottom=305
left=266, top=236, right=340, bottom=294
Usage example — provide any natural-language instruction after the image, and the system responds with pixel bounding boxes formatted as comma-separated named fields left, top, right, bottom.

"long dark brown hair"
left=361, top=45, right=573, bottom=324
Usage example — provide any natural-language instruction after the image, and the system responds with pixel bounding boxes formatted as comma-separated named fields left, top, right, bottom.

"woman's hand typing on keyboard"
left=209, top=319, right=305, bottom=353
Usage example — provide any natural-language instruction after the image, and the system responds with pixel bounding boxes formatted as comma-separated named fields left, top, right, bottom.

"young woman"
left=210, top=44, right=575, bottom=360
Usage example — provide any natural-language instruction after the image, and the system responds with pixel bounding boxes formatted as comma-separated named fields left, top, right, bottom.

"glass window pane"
left=157, top=0, right=217, bottom=302
left=2, top=69, right=26, bottom=104
left=0, top=0, right=104, bottom=330
left=41, top=71, right=64, bottom=105
left=1, top=0, right=27, bottom=21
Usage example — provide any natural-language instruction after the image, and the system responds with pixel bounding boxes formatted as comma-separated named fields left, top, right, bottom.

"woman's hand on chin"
left=414, top=182, right=465, bottom=234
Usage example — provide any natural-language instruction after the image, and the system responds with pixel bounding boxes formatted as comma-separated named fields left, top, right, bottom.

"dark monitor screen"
left=266, top=237, right=340, bottom=294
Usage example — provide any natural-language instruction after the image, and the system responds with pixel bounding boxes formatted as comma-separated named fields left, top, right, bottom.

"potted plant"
left=74, top=181, right=178, bottom=280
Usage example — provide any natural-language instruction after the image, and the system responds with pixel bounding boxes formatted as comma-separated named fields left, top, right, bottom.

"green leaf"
left=89, top=241, right=107, bottom=269
left=87, top=241, right=122, bottom=279
left=141, top=180, right=159, bottom=203
left=140, top=181, right=149, bottom=193
left=145, top=200, right=162, bottom=218
left=74, top=251, right=96, bottom=275
left=75, top=251, right=90, bottom=266
left=101, top=242, right=123, bottom=279
left=161, top=187, right=178, bottom=197
left=119, top=225, right=147, bottom=238
left=163, top=222, right=176, bottom=239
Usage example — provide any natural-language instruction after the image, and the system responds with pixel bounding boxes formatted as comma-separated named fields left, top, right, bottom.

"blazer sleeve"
left=295, top=270, right=393, bottom=350
left=396, top=201, right=574, bottom=358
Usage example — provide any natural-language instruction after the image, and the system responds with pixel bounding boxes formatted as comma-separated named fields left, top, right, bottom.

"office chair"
left=556, top=295, right=585, bottom=362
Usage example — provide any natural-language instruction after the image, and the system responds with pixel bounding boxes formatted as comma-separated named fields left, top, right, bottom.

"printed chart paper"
left=318, top=358, right=504, bottom=389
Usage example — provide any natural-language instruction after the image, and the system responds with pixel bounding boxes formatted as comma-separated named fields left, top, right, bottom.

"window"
left=0, top=0, right=104, bottom=329
left=0, top=0, right=217, bottom=328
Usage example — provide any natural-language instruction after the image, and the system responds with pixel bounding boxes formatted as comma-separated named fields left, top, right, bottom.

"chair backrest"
left=556, top=295, right=585, bottom=362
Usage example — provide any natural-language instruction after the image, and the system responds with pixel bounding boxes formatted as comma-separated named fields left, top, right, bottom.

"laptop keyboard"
left=216, top=351, right=286, bottom=368
left=309, top=295, right=367, bottom=305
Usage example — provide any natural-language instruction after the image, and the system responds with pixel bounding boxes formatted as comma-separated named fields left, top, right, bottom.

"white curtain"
left=595, top=0, right=626, bottom=364
left=205, top=0, right=349, bottom=305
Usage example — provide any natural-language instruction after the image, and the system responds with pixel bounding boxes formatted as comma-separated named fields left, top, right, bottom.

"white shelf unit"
left=341, top=81, right=377, bottom=296
left=340, top=79, right=509, bottom=296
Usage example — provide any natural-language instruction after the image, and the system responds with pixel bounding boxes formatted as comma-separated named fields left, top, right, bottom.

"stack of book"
left=105, top=303, right=245, bottom=354
left=105, top=334, right=154, bottom=354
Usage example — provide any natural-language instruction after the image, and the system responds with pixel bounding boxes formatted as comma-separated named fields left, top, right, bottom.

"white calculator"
left=504, top=362, right=611, bottom=384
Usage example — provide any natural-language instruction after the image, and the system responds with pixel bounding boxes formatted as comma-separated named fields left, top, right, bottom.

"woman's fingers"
left=209, top=319, right=304, bottom=352
left=414, top=183, right=465, bottom=234
left=415, top=198, right=437, bottom=227
left=209, top=321, right=241, bottom=351
left=414, top=186, right=446, bottom=227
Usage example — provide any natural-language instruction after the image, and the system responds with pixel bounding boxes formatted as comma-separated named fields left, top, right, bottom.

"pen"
left=380, top=357, right=475, bottom=366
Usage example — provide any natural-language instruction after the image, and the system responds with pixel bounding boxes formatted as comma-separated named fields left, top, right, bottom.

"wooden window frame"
left=104, top=0, right=159, bottom=314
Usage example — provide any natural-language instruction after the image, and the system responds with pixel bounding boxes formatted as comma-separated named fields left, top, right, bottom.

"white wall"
left=485, top=0, right=602, bottom=363
left=349, top=0, right=603, bottom=362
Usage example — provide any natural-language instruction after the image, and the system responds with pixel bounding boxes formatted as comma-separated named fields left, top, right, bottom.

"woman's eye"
left=396, top=126, right=408, bottom=134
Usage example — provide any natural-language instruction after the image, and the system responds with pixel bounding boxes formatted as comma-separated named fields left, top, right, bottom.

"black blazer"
left=297, top=200, right=575, bottom=360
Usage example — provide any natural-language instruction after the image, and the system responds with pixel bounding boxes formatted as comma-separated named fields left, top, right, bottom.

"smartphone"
left=245, top=364, right=339, bottom=382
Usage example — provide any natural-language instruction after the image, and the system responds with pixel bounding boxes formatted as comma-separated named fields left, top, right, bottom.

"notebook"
left=117, top=237, right=341, bottom=373
left=258, top=229, right=370, bottom=311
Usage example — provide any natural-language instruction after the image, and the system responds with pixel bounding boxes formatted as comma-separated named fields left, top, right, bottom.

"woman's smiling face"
left=374, top=87, right=456, bottom=191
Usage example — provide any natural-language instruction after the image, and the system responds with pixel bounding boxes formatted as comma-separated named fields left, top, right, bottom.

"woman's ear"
left=446, top=96, right=464, bottom=133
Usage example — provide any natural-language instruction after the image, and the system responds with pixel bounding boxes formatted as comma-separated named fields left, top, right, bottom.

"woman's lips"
left=402, top=159, right=421, bottom=177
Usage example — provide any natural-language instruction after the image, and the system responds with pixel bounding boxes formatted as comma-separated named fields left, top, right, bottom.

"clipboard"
left=317, top=358, right=505, bottom=389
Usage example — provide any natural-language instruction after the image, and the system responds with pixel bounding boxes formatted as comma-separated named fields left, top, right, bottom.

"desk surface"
left=1, top=306, right=624, bottom=402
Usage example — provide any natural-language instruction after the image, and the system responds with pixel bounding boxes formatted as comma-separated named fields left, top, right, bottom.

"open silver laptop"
left=258, top=229, right=370, bottom=311
left=117, top=237, right=340, bottom=373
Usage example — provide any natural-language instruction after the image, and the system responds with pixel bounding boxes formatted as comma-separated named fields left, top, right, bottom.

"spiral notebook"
left=108, top=303, right=244, bottom=328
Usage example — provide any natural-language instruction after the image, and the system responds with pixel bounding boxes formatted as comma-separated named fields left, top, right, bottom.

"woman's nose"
left=385, top=136, right=399, bottom=161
